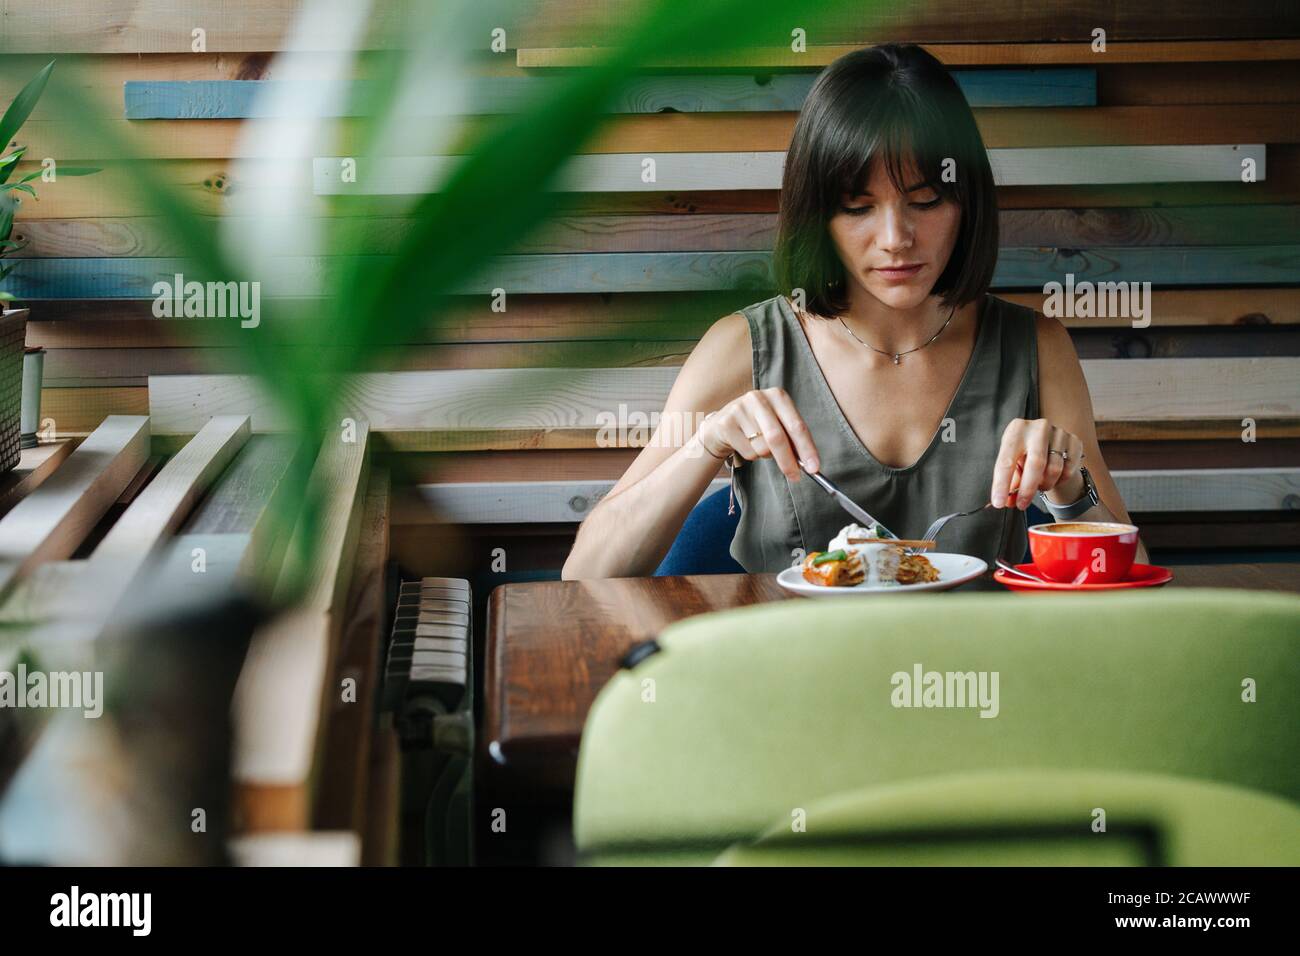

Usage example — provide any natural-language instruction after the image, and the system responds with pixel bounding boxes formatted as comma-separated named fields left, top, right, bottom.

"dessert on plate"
left=801, top=523, right=939, bottom=587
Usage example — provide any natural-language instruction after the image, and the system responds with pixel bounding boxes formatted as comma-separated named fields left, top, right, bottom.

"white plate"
left=776, top=553, right=988, bottom=596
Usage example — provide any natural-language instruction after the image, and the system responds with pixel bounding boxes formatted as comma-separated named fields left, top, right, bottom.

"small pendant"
left=892, top=353, right=901, bottom=365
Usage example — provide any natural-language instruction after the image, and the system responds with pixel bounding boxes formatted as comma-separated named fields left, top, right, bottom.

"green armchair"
left=573, top=589, right=1300, bottom=865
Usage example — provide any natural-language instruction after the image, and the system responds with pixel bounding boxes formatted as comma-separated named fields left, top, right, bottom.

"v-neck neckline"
left=779, top=292, right=992, bottom=475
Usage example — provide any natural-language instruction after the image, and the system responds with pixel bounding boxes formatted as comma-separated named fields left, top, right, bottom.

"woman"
left=563, top=43, right=1147, bottom=580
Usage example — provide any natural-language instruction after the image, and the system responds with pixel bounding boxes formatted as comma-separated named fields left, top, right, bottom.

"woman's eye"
left=840, top=197, right=941, bottom=215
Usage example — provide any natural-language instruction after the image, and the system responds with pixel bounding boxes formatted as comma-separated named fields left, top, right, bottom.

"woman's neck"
left=832, top=283, right=966, bottom=355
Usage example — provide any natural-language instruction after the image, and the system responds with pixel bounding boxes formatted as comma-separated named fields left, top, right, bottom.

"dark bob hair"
left=774, top=44, right=998, bottom=318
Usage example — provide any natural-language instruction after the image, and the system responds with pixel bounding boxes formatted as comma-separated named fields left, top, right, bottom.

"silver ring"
left=744, top=431, right=761, bottom=441
left=1048, top=449, right=1069, bottom=461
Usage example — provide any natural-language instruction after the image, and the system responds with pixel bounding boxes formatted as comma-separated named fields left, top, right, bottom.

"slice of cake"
left=829, top=524, right=903, bottom=586
left=801, top=549, right=865, bottom=587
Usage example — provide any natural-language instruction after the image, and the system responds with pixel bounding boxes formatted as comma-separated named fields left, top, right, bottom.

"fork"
left=921, top=502, right=996, bottom=547
left=921, top=465, right=1026, bottom=549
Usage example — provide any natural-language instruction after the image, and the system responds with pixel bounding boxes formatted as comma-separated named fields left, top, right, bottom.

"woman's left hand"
left=990, top=418, right=1086, bottom=510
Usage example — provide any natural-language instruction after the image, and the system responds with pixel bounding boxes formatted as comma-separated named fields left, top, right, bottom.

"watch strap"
left=1037, top=466, right=1099, bottom=521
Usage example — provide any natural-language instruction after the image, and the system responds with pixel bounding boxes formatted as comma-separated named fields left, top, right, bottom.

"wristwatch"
left=1036, top=466, right=1099, bottom=521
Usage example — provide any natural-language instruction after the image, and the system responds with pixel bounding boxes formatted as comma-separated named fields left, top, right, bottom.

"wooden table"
left=484, top=563, right=1300, bottom=793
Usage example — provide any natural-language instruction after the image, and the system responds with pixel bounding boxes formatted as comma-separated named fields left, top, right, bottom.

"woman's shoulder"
left=985, top=292, right=1070, bottom=350
left=669, top=308, right=755, bottom=408
left=982, top=292, right=1081, bottom=388
left=700, top=292, right=791, bottom=346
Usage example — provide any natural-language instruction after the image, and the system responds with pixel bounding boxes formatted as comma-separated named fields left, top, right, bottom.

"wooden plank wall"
left=2, top=1, right=1298, bottom=565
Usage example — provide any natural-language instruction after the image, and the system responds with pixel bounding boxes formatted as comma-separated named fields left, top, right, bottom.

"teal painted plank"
left=123, top=69, right=1095, bottom=119
left=7, top=246, right=1297, bottom=299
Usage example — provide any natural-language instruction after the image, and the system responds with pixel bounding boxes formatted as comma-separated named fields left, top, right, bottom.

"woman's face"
left=827, top=157, right=962, bottom=312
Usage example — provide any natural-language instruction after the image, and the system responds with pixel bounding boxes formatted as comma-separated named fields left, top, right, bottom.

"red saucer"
left=994, top=562, right=1173, bottom=592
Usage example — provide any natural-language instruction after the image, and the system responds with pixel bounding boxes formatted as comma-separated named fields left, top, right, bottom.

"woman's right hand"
left=696, top=386, right=822, bottom=480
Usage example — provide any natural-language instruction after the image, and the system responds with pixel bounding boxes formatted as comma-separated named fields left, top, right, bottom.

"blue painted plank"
left=7, top=245, right=1293, bottom=299
left=124, top=69, right=1095, bottom=119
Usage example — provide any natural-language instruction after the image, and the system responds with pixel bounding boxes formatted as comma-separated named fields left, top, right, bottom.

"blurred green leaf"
left=9, top=0, right=867, bottom=607
left=0, top=61, right=52, bottom=161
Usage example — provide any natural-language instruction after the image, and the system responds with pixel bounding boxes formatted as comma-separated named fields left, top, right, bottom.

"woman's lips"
left=873, top=263, right=924, bottom=281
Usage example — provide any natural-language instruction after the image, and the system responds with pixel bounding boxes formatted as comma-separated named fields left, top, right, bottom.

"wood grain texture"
left=148, top=368, right=681, bottom=434
left=180, top=433, right=301, bottom=535
left=2, top=1, right=1294, bottom=53
left=40, top=329, right=1300, bottom=385
left=386, top=441, right=1300, bottom=487
left=17, top=205, right=1300, bottom=260
left=405, top=468, right=1300, bottom=524
left=148, top=359, right=1300, bottom=437
left=1116, top=468, right=1300, bottom=512
left=60, top=416, right=251, bottom=619
left=0, top=0, right=401, bottom=53
left=39, top=387, right=147, bottom=435
left=314, top=469, right=389, bottom=836
left=8, top=151, right=1296, bottom=222
left=518, top=40, right=1300, bottom=69
left=404, top=477, right=731, bottom=525
left=11, top=243, right=1295, bottom=299
left=1098, top=62, right=1300, bottom=106
left=34, top=107, right=1283, bottom=161
left=123, top=69, right=1096, bottom=118
left=23, top=289, right=1300, bottom=355
left=313, top=145, right=1266, bottom=195
left=0, top=416, right=149, bottom=598
left=232, top=423, right=370, bottom=830
left=485, top=564, right=1300, bottom=791
left=0, top=441, right=76, bottom=519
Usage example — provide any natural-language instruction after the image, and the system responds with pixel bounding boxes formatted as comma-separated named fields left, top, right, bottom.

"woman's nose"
left=878, top=206, right=914, bottom=251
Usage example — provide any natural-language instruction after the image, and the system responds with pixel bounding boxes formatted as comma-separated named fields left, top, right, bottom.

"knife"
left=799, top=461, right=899, bottom=540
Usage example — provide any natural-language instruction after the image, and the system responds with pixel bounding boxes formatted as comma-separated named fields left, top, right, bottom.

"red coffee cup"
left=1027, top=522, right=1139, bottom=584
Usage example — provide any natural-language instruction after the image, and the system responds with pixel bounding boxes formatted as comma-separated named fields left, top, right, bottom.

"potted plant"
left=1, top=61, right=98, bottom=466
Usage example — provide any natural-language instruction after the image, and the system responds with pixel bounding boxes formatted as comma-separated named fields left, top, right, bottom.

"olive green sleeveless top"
left=730, top=293, right=1039, bottom=572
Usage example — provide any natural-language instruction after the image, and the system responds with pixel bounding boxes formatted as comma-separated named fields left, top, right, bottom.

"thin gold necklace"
left=833, top=308, right=955, bottom=365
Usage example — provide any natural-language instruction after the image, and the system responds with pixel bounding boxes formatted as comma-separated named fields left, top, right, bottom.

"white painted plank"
left=149, top=368, right=677, bottom=433
left=1084, top=358, right=1300, bottom=421
left=413, top=478, right=731, bottom=523
left=1111, top=467, right=1300, bottom=512
left=313, top=145, right=1267, bottom=194
left=0, top=416, right=150, bottom=598
left=408, top=469, right=1300, bottom=523
left=149, top=358, right=1300, bottom=435
left=64, top=416, right=251, bottom=620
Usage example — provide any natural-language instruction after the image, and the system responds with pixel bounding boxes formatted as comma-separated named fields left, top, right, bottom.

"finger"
left=990, top=421, right=1026, bottom=507
left=744, top=393, right=802, bottom=480
left=731, top=403, right=768, bottom=454
left=1042, top=426, right=1067, bottom=490
left=1060, top=433, right=1084, bottom=486
left=762, top=387, right=821, bottom=473
left=706, top=406, right=757, bottom=461
left=1018, top=421, right=1053, bottom=508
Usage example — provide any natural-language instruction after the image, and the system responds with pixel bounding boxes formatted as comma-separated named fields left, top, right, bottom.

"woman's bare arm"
left=561, top=314, right=754, bottom=580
